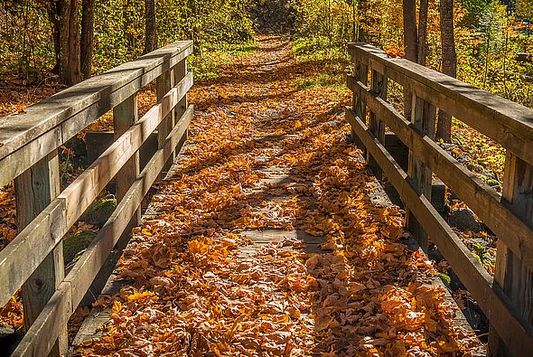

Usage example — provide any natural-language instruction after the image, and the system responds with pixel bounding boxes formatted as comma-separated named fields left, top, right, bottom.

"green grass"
left=291, top=36, right=349, bottom=90
left=190, top=40, right=258, bottom=80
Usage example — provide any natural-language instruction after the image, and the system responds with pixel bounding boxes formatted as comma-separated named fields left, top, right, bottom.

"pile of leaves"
left=75, top=36, right=481, bottom=356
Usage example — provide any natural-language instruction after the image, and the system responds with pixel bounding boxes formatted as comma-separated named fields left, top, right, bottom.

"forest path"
left=74, top=36, right=481, bottom=356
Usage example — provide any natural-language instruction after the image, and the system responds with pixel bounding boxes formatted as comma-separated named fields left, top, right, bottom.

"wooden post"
left=113, top=93, right=141, bottom=245
left=406, top=92, right=436, bottom=251
left=173, top=58, right=188, bottom=154
left=367, top=67, right=388, bottom=179
left=352, top=59, right=368, bottom=153
left=157, top=69, right=173, bottom=173
left=114, top=94, right=140, bottom=206
left=15, top=151, right=66, bottom=357
left=490, top=152, right=533, bottom=356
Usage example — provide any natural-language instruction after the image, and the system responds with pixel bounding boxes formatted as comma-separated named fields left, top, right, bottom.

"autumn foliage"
left=75, top=37, right=481, bottom=356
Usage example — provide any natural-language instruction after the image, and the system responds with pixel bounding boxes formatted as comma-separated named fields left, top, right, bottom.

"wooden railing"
left=0, top=40, right=193, bottom=356
left=346, top=43, right=533, bottom=357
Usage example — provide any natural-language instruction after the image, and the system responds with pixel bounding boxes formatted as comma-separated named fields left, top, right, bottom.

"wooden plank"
left=14, top=151, right=66, bottom=356
left=0, top=200, right=67, bottom=307
left=157, top=69, right=173, bottom=172
left=0, top=41, right=192, bottom=158
left=0, top=43, right=193, bottom=187
left=348, top=43, right=533, bottom=167
left=10, top=106, right=193, bottom=357
left=60, top=74, right=191, bottom=227
left=345, top=107, right=533, bottom=357
left=114, top=94, right=140, bottom=204
left=0, top=74, right=191, bottom=306
left=367, top=68, right=387, bottom=178
left=347, top=77, right=533, bottom=271
left=490, top=153, right=533, bottom=356
left=10, top=284, right=72, bottom=357
left=66, top=105, right=193, bottom=306
left=351, top=58, right=368, bottom=152
left=173, top=59, right=188, bottom=159
left=406, top=92, right=436, bottom=250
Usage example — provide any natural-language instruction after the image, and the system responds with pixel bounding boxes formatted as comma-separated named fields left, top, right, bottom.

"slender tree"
left=81, top=0, right=95, bottom=79
left=145, top=0, right=157, bottom=53
left=403, top=0, right=417, bottom=119
left=48, top=0, right=82, bottom=85
left=436, top=0, right=457, bottom=142
left=417, top=0, right=430, bottom=65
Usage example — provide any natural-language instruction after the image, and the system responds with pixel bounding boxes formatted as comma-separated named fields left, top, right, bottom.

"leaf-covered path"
left=76, top=36, right=482, bottom=356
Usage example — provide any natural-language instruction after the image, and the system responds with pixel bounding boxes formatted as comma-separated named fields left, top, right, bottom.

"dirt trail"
left=75, top=36, right=481, bottom=356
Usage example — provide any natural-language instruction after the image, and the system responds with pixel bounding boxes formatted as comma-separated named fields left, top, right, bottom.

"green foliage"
left=290, top=0, right=357, bottom=45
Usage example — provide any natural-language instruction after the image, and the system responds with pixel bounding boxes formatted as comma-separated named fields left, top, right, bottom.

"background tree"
left=145, top=0, right=157, bottom=53
left=81, top=0, right=95, bottom=79
left=436, top=0, right=457, bottom=142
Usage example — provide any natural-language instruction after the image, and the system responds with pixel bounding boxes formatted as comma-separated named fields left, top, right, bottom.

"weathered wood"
left=157, top=69, right=173, bottom=173
left=351, top=58, right=368, bottom=152
left=490, top=153, right=533, bottom=356
left=347, top=77, right=533, bottom=271
left=367, top=68, right=387, bottom=178
left=406, top=92, right=436, bottom=250
left=0, top=74, right=192, bottom=307
left=11, top=106, right=194, bottom=357
left=14, top=151, right=66, bottom=356
left=348, top=43, right=533, bottom=168
left=345, top=107, right=533, bottom=357
left=0, top=41, right=193, bottom=187
left=114, top=94, right=140, bottom=203
left=60, top=74, right=191, bottom=227
left=173, top=59, right=188, bottom=155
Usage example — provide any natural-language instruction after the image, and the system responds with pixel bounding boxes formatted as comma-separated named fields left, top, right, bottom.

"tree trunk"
left=403, top=0, right=418, bottom=62
left=81, top=0, right=95, bottom=79
left=144, top=0, right=157, bottom=53
left=436, top=0, right=456, bottom=142
left=403, top=0, right=417, bottom=120
left=417, top=0, right=429, bottom=65
left=49, top=0, right=82, bottom=85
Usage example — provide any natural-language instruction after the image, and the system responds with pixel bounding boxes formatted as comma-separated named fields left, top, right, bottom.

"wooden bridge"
left=0, top=38, right=532, bottom=356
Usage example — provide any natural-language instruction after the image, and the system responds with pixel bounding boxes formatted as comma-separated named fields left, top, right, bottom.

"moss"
left=63, top=230, right=97, bottom=263
left=81, top=195, right=117, bottom=226
left=439, top=272, right=452, bottom=287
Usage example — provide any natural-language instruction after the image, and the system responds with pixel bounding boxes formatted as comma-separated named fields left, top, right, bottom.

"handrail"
left=346, top=42, right=533, bottom=357
left=0, top=40, right=193, bottom=187
left=0, top=40, right=194, bottom=357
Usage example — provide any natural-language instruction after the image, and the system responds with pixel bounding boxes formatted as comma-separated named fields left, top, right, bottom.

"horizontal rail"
left=0, top=72, right=192, bottom=307
left=11, top=105, right=193, bottom=357
left=347, top=42, right=533, bottom=357
left=345, top=107, right=533, bottom=357
left=347, top=76, right=533, bottom=271
left=0, top=40, right=193, bottom=187
left=348, top=43, right=533, bottom=167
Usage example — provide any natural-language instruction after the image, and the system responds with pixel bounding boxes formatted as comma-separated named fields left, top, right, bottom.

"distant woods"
left=0, top=0, right=532, bottom=115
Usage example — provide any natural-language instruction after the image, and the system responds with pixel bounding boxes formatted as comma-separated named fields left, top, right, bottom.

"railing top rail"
left=0, top=40, right=192, bottom=182
left=348, top=42, right=533, bottom=163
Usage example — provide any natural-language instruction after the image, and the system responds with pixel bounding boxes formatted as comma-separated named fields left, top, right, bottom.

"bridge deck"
left=72, top=37, right=482, bottom=356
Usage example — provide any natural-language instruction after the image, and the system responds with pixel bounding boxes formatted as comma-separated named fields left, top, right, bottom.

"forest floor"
left=73, top=36, right=483, bottom=356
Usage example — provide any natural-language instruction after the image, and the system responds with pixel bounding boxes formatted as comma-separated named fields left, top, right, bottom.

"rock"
left=448, top=208, right=483, bottom=232
left=81, top=195, right=117, bottom=226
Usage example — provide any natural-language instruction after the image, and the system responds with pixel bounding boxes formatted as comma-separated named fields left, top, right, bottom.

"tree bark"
left=48, top=0, right=82, bottom=85
left=144, top=0, right=157, bottom=53
left=436, top=0, right=457, bottom=142
left=417, top=0, right=429, bottom=65
left=403, top=0, right=417, bottom=120
left=81, top=0, right=95, bottom=79
left=403, top=0, right=418, bottom=62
